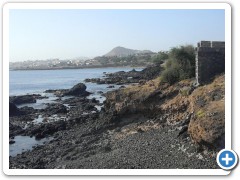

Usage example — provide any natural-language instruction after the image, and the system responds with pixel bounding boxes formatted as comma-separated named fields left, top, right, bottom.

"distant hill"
left=104, top=46, right=153, bottom=57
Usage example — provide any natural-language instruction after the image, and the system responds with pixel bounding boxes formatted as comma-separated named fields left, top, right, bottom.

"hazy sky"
left=9, top=9, right=225, bottom=62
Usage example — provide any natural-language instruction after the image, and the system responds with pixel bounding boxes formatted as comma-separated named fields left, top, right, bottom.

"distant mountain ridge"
left=104, top=46, right=153, bottom=57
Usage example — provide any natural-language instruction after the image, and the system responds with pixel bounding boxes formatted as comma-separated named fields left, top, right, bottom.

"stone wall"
left=195, top=41, right=225, bottom=85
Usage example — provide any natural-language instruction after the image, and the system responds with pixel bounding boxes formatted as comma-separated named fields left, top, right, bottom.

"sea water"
left=10, top=67, right=142, bottom=96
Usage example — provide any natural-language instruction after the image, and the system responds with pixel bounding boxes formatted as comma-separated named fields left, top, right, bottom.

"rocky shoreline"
left=9, top=67, right=224, bottom=169
left=85, top=65, right=163, bottom=85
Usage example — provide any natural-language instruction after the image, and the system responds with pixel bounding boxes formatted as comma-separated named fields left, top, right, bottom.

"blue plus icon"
left=220, top=152, right=234, bottom=166
left=217, top=149, right=238, bottom=170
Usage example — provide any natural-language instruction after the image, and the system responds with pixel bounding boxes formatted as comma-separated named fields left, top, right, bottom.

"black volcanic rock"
left=45, top=83, right=90, bottom=97
left=24, top=120, right=67, bottom=140
left=44, top=103, right=68, bottom=115
left=9, top=102, right=21, bottom=117
left=84, top=65, right=163, bottom=85
left=9, top=122, right=24, bottom=137
left=10, top=94, right=47, bottom=105
left=64, top=83, right=90, bottom=96
left=10, top=95, right=36, bottom=105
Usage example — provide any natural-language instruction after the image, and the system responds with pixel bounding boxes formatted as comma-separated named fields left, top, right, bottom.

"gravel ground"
left=56, top=126, right=218, bottom=169
left=9, top=115, right=219, bottom=169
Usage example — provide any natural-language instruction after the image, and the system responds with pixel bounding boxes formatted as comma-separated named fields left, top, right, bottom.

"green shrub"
left=161, top=65, right=180, bottom=85
left=160, top=45, right=195, bottom=84
left=196, top=110, right=205, bottom=118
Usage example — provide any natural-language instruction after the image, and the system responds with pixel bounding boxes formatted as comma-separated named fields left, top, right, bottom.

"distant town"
left=10, top=46, right=159, bottom=70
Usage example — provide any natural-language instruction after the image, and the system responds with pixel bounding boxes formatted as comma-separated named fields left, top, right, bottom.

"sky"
left=9, top=9, right=225, bottom=62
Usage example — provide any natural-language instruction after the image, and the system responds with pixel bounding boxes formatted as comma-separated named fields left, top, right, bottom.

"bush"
left=169, top=45, right=195, bottom=77
left=161, top=65, right=180, bottom=85
left=196, top=110, right=205, bottom=118
left=160, top=45, right=195, bottom=84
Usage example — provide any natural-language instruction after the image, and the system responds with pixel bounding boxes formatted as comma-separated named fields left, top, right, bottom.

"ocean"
left=10, top=67, right=143, bottom=96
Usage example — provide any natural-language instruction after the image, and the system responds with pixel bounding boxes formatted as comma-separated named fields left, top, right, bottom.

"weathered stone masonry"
left=195, top=41, right=225, bottom=85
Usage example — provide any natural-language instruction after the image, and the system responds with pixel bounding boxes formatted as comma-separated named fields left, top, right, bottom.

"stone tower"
left=195, top=41, right=225, bottom=85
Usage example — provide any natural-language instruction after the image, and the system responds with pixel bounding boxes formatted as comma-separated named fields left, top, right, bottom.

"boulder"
left=64, top=83, right=90, bottom=96
left=9, top=94, right=44, bottom=105
left=10, top=95, right=36, bottom=105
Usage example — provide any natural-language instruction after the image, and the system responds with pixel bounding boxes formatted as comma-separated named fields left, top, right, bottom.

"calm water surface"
left=10, top=67, right=142, bottom=96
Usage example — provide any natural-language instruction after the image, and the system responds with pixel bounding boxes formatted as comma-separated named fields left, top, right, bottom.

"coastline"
left=9, top=66, right=224, bottom=169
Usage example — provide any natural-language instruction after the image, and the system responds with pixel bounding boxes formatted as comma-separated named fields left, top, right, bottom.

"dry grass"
left=122, top=78, right=160, bottom=99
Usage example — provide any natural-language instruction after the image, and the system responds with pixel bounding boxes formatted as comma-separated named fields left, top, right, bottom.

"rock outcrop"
left=188, top=75, right=225, bottom=149
left=10, top=94, right=46, bottom=105
left=24, top=120, right=67, bottom=140
left=104, top=74, right=225, bottom=149
left=85, top=65, right=163, bottom=85
left=64, top=83, right=90, bottom=96
left=45, top=83, right=90, bottom=97
left=44, top=103, right=68, bottom=115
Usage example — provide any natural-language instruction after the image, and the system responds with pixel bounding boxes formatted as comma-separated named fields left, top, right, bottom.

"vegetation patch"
left=196, top=110, right=205, bottom=118
left=160, top=45, right=195, bottom=85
